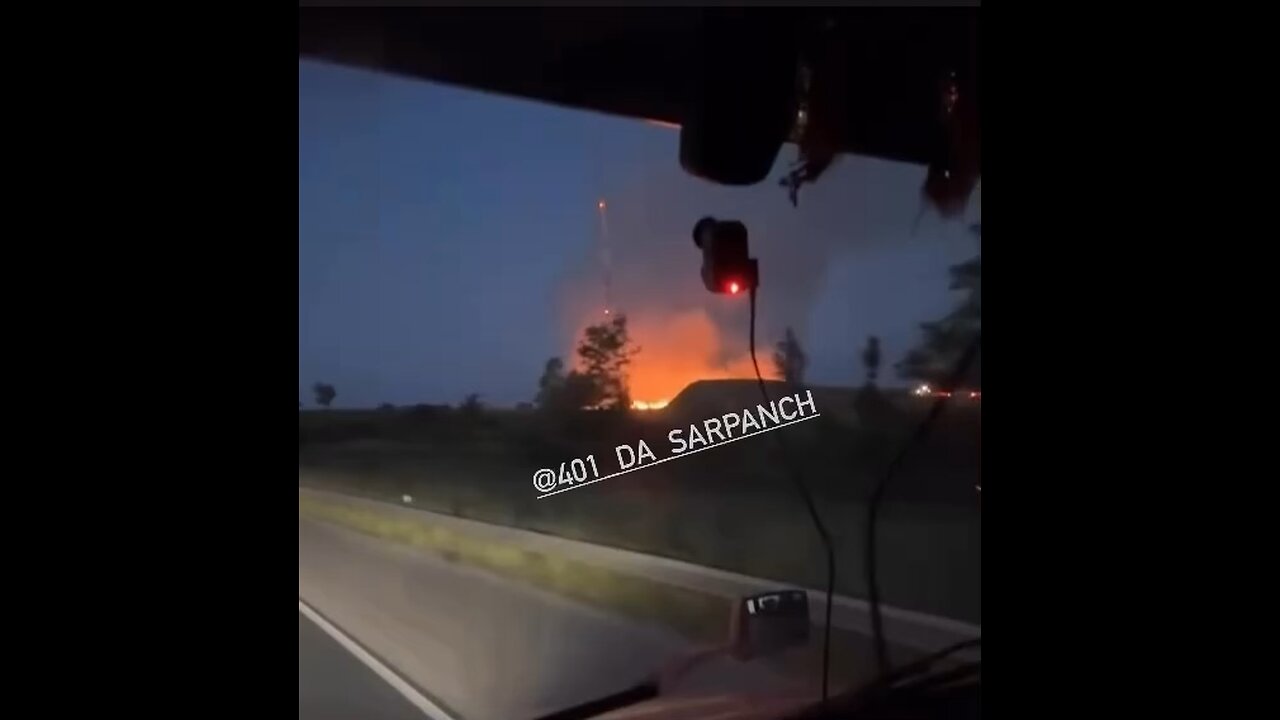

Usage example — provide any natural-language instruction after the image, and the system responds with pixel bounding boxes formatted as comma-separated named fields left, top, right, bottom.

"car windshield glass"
left=298, top=20, right=979, bottom=720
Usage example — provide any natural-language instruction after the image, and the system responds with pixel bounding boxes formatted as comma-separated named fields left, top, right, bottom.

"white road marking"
left=298, top=598, right=457, bottom=720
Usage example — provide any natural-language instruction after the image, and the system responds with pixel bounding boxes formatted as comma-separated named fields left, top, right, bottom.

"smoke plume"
left=556, top=136, right=970, bottom=403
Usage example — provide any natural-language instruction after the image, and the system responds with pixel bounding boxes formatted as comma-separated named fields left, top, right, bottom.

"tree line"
left=305, top=228, right=979, bottom=411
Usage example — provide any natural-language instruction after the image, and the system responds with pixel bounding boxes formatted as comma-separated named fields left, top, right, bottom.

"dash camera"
left=692, top=216, right=759, bottom=295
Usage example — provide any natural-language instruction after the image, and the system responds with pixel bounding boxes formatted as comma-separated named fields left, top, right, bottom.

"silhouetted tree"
left=862, top=336, right=882, bottom=387
left=535, top=357, right=566, bottom=409
left=898, top=224, right=981, bottom=387
left=535, top=357, right=602, bottom=416
left=576, top=315, right=638, bottom=409
left=562, top=372, right=607, bottom=413
left=312, top=382, right=336, bottom=408
left=773, top=327, right=808, bottom=385
left=461, top=393, right=483, bottom=414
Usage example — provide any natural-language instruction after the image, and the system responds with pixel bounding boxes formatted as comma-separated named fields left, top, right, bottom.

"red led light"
left=728, top=281, right=740, bottom=294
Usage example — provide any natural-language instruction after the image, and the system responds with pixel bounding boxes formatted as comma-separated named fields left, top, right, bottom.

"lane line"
left=298, top=598, right=458, bottom=720
left=537, top=412, right=823, bottom=499
left=302, top=486, right=981, bottom=642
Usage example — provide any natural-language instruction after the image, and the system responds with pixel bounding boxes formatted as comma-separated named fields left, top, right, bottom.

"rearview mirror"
left=729, top=589, right=810, bottom=660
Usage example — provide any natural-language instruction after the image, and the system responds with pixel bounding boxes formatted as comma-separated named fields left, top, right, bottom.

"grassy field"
left=299, top=381, right=981, bottom=623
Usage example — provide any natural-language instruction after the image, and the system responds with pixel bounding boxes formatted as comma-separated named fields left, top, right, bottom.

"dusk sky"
left=299, top=59, right=981, bottom=408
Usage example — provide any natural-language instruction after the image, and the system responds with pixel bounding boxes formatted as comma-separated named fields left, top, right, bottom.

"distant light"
left=604, top=308, right=611, bottom=315
left=598, top=200, right=606, bottom=209
left=402, top=494, right=413, bottom=504
left=728, top=281, right=740, bottom=294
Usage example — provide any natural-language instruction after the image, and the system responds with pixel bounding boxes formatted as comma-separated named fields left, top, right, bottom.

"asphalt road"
left=299, top=610, right=432, bottom=720
left=300, top=515, right=805, bottom=720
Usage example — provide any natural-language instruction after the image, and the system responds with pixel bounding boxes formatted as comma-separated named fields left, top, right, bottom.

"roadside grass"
left=300, top=493, right=730, bottom=642
left=299, top=391, right=981, bottom=623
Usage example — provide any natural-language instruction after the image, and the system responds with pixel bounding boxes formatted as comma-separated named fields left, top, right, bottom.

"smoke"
left=555, top=133, right=975, bottom=401
left=624, top=308, right=775, bottom=402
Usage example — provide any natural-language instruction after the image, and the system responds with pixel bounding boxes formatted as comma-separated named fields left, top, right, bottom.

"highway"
left=299, top=610, right=433, bottom=720
left=300, top=515, right=808, bottom=719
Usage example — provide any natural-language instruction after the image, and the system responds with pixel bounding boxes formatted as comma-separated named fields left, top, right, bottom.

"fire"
left=627, top=309, right=772, bottom=399
left=572, top=308, right=775, bottom=410
left=630, top=399, right=670, bottom=411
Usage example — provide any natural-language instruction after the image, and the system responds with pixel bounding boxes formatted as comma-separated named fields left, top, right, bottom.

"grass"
left=300, top=492, right=730, bottom=642
left=298, top=488, right=948, bottom=691
left=299, top=384, right=981, bottom=623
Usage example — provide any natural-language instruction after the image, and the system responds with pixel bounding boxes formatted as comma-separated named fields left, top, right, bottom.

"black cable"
left=748, top=286, right=836, bottom=703
left=893, top=661, right=981, bottom=695
left=877, top=637, right=980, bottom=689
left=866, top=335, right=981, bottom=675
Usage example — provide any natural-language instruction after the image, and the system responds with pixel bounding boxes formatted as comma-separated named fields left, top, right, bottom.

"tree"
left=773, top=327, right=807, bottom=385
left=533, top=317, right=638, bottom=414
left=461, top=393, right=483, bottom=414
left=576, top=314, right=638, bottom=409
left=560, top=371, right=607, bottom=412
left=312, top=382, right=336, bottom=408
left=898, top=224, right=981, bottom=387
left=535, top=357, right=566, bottom=409
left=862, top=336, right=882, bottom=387
left=535, top=357, right=603, bottom=415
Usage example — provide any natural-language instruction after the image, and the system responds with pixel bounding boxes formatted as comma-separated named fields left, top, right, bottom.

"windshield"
left=298, top=22, right=980, bottom=720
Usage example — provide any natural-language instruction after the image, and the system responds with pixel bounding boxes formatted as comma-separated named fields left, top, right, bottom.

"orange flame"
left=573, top=308, right=776, bottom=409
left=630, top=399, right=670, bottom=411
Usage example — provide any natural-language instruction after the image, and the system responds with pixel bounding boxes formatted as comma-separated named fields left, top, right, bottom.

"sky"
left=299, top=59, right=981, bottom=409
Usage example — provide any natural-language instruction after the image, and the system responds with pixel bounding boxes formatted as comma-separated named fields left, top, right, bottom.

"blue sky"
left=299, top=59, right=980, bottom=408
